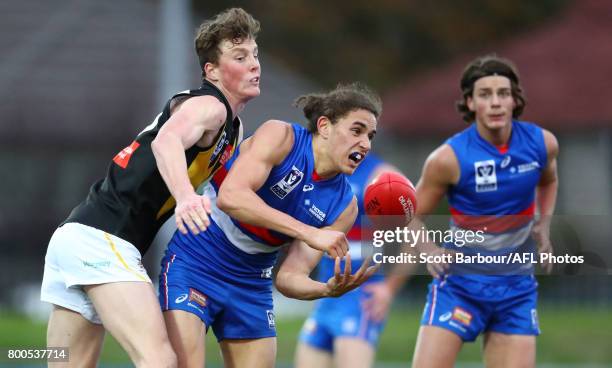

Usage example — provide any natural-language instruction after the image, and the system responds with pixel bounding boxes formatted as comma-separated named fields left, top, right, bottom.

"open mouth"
left=348, top=152, right=365, bottom=164
left=249, top=76, right=260, bottom=83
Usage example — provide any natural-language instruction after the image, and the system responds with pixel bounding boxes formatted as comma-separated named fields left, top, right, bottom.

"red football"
left=364, top=171, right=417, bottom=226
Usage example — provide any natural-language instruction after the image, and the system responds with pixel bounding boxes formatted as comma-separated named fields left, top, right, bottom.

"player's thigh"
left=483, top=332, right=535, bottom=368
left=220, top=337, right=276, bottom=368
left=334, top=337, right=375, bottom=368
left=163, top=310, right=207, bottom=368
left=295, top=341, right=333, bottom=368
left=47, top=305, right=105, bottom=367
left=85, top=282, right=175, bottom=363
left=412, top=325, right=463, bottom=368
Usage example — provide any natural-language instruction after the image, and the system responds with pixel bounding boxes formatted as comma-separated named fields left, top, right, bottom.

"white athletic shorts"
left=40, top=222, right=151, bottom=324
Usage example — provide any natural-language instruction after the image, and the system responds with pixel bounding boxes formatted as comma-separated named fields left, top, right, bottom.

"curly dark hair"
left=195, top=8, right=260, bottom=79
left=294, top=82, right=382, bottom=133
left=456, top=54, right=527, bottom=123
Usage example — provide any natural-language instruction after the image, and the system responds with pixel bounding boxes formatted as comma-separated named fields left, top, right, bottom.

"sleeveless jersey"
left=65, top=80, right=243, bottom=255
left=170, top=123, right=355, bottom=277
left=316, top=153, right=385, bottom=284
left=445, top=120, right=547, bottom=275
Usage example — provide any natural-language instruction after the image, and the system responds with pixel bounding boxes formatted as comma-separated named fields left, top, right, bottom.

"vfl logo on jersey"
left=270, top=166, right=304, bottom=199
left=113, top=140, right=140, bottom=169
left=474, top=160, right=497, bottom=192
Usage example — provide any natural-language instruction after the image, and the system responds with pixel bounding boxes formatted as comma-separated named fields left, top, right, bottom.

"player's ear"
left=466, top=96, right=475, bottom=112
left=204, top=62, right=219, bottom=82
left=317, top=116, right=332, bottom=139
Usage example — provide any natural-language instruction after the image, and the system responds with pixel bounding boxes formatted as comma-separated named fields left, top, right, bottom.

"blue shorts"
left=420, top=274, right=540, bottom=342
left=299, top=284, right=386, bottom=351
left=158, top=240, right=277, bottom=341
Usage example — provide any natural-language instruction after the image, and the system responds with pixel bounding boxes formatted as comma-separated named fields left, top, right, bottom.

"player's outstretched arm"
left=415, top=144, right=459, bottom=278
left=152, top=96, right=227, bottom=235
left=275, top=199, right=377, bottom=300
left=533, top=129, right=559, bottom=273
left=217, top=120, right=349, bottom=258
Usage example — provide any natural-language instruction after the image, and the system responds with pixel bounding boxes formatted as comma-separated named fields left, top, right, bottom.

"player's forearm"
left=217, top=186, right=315, bottom=241
left=275, top=271, right=328, bottom=300
left=536, top=179, right=557, bottom=217
left=152, top=135, right=195, bottom=200
left=535, top=179, right=558, bottom=234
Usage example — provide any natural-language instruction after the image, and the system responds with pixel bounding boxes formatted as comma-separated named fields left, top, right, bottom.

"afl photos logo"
left=474, top=160, right=497, bottom=192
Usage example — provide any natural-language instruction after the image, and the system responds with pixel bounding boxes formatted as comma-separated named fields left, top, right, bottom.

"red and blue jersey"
left=444, top=120, right=547, bottom=275
left=167, top=123, right=355, bottom=279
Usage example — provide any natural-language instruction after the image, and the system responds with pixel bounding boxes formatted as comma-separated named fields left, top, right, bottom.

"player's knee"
left=137, top=343, right=177, bottom=368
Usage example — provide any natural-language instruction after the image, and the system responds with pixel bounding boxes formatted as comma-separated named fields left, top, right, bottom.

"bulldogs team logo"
left=474, top=159, right=497, bottom=192
left=270, top=166, right=304, bottom=199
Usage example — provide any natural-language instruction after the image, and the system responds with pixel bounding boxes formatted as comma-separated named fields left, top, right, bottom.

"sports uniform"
left=41, top=80, right=242, bottom=323
left=420, top=120, right=546, bottom=341
left=299, top=154, right=386, bottom=350
left=159, top=123, right=355, bottom=341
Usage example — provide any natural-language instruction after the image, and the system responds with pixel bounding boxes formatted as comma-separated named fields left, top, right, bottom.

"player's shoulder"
left=515, top=120, right=558, bottom=156
left=253, top=120, right=295, bottom=143
left=423, top=143, right=460, bottom=185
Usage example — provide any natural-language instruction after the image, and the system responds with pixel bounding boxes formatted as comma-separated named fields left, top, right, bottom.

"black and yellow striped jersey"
left=64, top=80, right=243, bottom=255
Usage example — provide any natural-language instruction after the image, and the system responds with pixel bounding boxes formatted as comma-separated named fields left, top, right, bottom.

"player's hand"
left=175, top=192, right=212, bottom=235
left=362, top=282, right=393, bottom=322
left=425, top=247, right=454, bottom=279
left=303, top=228, right=349, bottom=259
left=532, top=222, right=554, bottom=274
left=325, top=254, right=379, bottom=297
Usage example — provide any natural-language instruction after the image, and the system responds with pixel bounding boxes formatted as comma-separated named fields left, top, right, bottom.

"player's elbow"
left=274, top=270, right=296, bottom=298
left=216, top=184, right=240, bottom=214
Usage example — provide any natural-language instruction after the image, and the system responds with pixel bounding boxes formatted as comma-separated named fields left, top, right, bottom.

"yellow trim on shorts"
left=103, top=233, right=148, bottom=282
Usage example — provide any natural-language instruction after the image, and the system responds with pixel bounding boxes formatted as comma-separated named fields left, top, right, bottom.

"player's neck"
left=311, top=137, right=338, bottom=179
left=476, top=122, right=512, bottom=146
left=208, top=81, right=247, bottom=119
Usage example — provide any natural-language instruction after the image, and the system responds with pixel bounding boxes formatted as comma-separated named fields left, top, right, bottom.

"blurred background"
left=1, top=0, right=611, bottom=366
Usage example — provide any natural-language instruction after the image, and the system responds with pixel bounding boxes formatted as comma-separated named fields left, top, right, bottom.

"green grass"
left=1, top=306, right=611, bottom=365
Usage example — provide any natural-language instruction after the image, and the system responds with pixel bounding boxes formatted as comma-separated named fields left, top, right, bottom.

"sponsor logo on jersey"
left=452, top=307, right=472, bottom=326
left=518, top=161, right=540, bottom=173
left=342, top=318, right=357, bottom=333
left=474, top=159, right=497, bottom=192
left=188, top=288, right=207, bottom=308
left=500, top=155, right=512, bottom=168
left=439, top=311, right=452, bottom=322
left=302, top=318, right=317, bottom=334
left=261, top=266, right=273, bottom=279
left=113, top=140, right=140, bottom=169
left=302, top=184, right=314, bottom=192
left=82, top=260, right=111, bottom=269
left=531, top=308, right=539, bottom=331
left=309, top=203, right=326, bottom=222
left=270, top=166, right=304, bottom=199
left=175, top=294, right=188, bottom=304
left=266, top=310, right=276, bottom=329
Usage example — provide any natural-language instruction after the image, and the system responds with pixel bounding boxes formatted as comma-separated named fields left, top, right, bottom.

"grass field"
left=1, top=305, right=611, bottom=366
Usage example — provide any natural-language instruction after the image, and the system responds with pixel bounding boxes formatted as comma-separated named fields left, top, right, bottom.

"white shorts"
left=40, top=223, right=151, bottom=324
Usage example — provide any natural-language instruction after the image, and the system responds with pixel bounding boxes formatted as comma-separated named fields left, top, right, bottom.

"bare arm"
left=275, top=199, right=376, bottom=300
left=217, top=120, right=350, bottom=257
left=151, top=95, right=227, bottom=234
left=533, top=129, right=559, bottom=273
left=414, top=144, right=460, bottom=278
